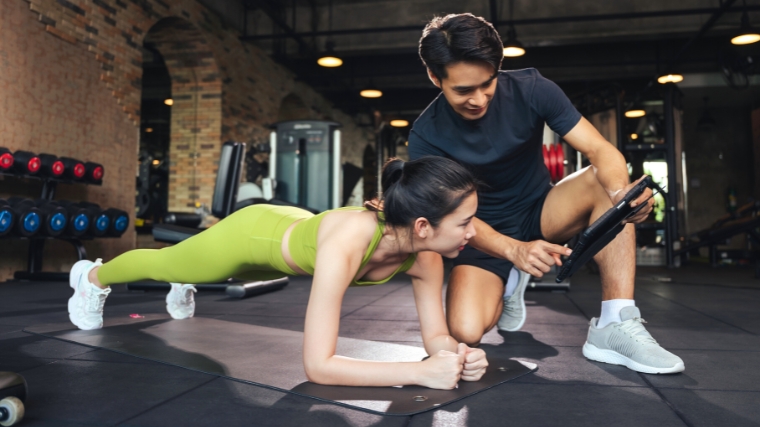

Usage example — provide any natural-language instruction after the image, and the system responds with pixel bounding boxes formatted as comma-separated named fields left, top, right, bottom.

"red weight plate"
left=92, top=166, right=104, bottom=180
left=542, top=144, right=550, bottom=171
left=73, top=163, right=85, bottom=178
left=548, top=144, right=557, bottom=182
left=0, top=153, right=13, bottom=169
left=555, top=143, right=565, bottom=182
left=52, top=160, right=64, bottom=176
left=28, top=156, right=41, bottom=173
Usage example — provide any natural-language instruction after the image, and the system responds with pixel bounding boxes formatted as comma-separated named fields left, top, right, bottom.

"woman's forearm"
left=305, top=355, right=422, bottom=387
left=423, top=334, right=459, bottom=356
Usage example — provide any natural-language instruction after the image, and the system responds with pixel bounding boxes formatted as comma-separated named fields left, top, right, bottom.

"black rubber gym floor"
left=1, top=264, right=759, bottom=426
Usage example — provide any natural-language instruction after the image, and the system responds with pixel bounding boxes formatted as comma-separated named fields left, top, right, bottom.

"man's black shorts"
left=452, top=186, right=552, bottom=283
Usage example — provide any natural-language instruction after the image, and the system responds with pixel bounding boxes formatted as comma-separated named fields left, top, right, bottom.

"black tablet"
left=555, top=176, right=654, bottom=283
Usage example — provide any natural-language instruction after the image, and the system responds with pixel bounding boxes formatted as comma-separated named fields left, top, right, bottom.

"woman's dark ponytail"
left=381, top=158, right=405, bottom=191
left=365, top=156, right=477, bottom=228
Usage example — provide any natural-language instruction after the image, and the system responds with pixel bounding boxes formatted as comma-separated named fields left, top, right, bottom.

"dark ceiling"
left=233, top=1, right=760, bottom=123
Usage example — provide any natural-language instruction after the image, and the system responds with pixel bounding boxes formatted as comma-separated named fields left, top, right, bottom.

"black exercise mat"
left=25, top=315, right=536, bottom=415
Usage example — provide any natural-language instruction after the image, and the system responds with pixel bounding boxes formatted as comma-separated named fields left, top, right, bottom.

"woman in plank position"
left=68, top=156, right=487, bottom=390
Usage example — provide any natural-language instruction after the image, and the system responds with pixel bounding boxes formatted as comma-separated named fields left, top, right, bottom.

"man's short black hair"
left=419, top=13, right=503, bottom=82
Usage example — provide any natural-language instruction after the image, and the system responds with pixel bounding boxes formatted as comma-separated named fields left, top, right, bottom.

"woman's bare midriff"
left=281, top=220, right=308, bottom=275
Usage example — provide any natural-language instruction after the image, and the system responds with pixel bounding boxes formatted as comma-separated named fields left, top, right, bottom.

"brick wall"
left=20, top=0, right=372, bottom=214
left=0, top=0, right=138, bottom=279
left=0, top=0, right=373, bottom=280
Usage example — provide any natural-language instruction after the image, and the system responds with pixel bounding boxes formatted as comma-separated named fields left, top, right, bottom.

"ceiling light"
left=657, top=74, right=684, bottom=84
left=630, top=133, right=638, bottom=140
left=360, top=82, right=382, bottom=98
left=164, top=99, right=174, bottom=106
left=625, top=109, right=646, bottom=118
left=732, top=6, right=760, bottom=45
left=145, top=127, right=153, bottom=133
left=732, top=33, right=760, bottom=45
left=317, top=56, right=342, bottom=67
left=360, top=89, right=382, bottom=98
left=317, top=41, right=343, bottom=67
left=503, top=27, right=525, bottom=58
left=390, top=119, right=409, bottom=127
left=152, top=159, right=160, bottom=165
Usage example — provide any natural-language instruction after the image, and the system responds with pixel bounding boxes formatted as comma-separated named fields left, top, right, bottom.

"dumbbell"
left=0, top=371, right=26, bottom=427
left=54, top=201, right=90, bottom=238
left=11, top=151, right=41, bottom=176
left=77, top=202, right=111, bottom=237
left=8, top=198, right=67, bottom=238
left=59, top=157, right=86, bottom=181
left=0, top=200, right=16, bottom=238
left=0, top=148, right=14, bottom=172
left=84, top=162, right=104, bottom=184
left=31, top=200, right=69, bottom=237
left=102, top=208, right=129, bottom=237
left=2, top=198, right=42, bottom=237
left=37, top=154, right=65, bottom=178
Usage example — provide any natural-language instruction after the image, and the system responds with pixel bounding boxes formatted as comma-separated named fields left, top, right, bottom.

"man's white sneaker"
left=68, top=259, right=111, bottom=330
left=497, top=269, right=530, bottom=332
left=166, top=283, right=197, bottom=320
left=583, top=306, right=685, bottom=374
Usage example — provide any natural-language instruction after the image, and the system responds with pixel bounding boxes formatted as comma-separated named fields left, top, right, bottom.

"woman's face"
left=425, top=192, right=478, bottom=258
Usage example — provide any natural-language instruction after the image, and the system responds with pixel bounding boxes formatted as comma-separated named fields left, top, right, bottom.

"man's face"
left=429, top=61, right=498, bottom=120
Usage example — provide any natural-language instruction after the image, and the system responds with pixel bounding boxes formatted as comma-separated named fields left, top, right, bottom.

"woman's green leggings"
left=97, top=205, right=314, bottom=286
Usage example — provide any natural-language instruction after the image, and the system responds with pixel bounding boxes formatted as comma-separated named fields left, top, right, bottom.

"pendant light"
left=503, top=0, right=525, bottom=57
left=318, top=41, right=342, bottom=67
left=625, top=102, right=646, bottom=118
left=360, top=81, right=382, bottom=98
left=732, top=0, right=760, bottom=45
left=657, top=74, right=684, bottom=84
left=317, top=0, right=343, bottom=67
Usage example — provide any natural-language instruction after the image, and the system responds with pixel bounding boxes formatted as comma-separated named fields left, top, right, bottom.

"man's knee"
left=578, top=166, right=614, bottom=208
left=448, top=320, right=486, bottom=346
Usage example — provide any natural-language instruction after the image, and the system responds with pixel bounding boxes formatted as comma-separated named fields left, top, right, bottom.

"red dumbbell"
left=0, top=147, right=14, bottom=171
left=12, top=151, right=41, bottom=175
left=38, top=154, right=65, bottom=178
left=59, top=157, right=86, bottom=180
left=84, top=162, right=104, bottom=183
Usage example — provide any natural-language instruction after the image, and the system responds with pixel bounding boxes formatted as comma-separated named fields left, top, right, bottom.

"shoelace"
left=179, top=285, right=197, bottom=306
left=87, top=287, right=111, bottom=313
left=503, top=295, right=521, bottom=316
left=615, top=317, right=658, bottom=345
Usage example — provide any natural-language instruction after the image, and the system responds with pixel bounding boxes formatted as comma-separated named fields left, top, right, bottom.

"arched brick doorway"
left=278, top=93, right=311, bottom=122
left=144, top=17, right=222, bottom=213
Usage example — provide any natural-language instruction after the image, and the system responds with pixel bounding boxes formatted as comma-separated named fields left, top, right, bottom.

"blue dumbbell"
left=0, top=200, right=16, bottom=238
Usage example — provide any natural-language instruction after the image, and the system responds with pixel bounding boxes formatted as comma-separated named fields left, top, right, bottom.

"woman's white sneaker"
left=68, top=259, right=111, bottom=330
left=166, top=283, right=197, bottom=319
left=583, top=306, right=685, bottom=374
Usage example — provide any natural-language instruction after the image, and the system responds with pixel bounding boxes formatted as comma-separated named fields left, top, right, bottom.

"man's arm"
left=563, top=118, right=654, bottom=224
left=408, top=129, right=446, bottom=160
left=562, top=117, right=628, bottom=198
left=469, top=217, right=571, bottom=277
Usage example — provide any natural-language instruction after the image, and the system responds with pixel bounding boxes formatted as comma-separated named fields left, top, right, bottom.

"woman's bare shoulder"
left=318, top=209, right=378, bottom=247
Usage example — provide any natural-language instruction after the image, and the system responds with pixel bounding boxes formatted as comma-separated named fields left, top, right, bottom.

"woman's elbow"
left=304, top=360, right=333, bottom=385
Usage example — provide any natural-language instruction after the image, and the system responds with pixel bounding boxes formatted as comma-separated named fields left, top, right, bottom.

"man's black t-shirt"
left=409, top=68, right=582, bottom=237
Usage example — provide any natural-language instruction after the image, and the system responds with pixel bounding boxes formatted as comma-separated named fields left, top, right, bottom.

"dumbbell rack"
left=2, top=171, right=100, bottom=282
